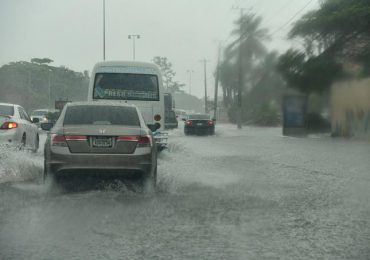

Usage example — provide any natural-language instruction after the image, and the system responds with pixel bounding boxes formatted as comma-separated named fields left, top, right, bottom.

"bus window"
left=93, top=73, right=159, bottom=101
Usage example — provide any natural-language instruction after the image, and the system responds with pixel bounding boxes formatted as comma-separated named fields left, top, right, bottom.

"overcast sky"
left=0, top=0, right=319, bottom=98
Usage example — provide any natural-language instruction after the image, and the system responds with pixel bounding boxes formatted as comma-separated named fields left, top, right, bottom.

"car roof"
left=188, top=114, right=210, bottom=117
left=94, top=60, right=159, bottom=70
left=0, top=102, right=17, bottom=107
left=32, top=109, right=49, bottom=111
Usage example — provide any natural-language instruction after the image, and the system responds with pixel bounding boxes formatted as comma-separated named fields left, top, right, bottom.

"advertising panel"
left=282, top=95, right=307, bottom=135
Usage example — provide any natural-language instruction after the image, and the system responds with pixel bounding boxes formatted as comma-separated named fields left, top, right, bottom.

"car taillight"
left=207, top=120, right=214, bottom=126
left=51, top=134, right=67, bottom=146
left=117, top=135, right=152, bottom=147
left=64, top=135, right=87, bottom=141
left=185, top=120, right=193, bottom=126
left=0, top=122, right=18, bottom=129
left=117, top=136, right=139, bottom=141
left=137, top=135, right=152, bottom=147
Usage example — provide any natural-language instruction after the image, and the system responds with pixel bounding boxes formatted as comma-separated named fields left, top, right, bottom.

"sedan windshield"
left=0, top=105, right=14, bottom=116
left=63, top=105, right=140, bottom=126
left=31, top=110, right=48, bottom=116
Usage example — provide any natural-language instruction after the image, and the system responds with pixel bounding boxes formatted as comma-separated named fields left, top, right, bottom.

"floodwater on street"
left=0, top=124, right=369, bottom=259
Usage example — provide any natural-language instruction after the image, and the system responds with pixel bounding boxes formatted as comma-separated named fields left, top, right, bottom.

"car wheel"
left=43, top=160, right=55, bottom=185
left=32, top=135, right=39, bottom=153
left=143, top=165, right=157, bottom=192
left=18, top=134, right=26, bottom=151
left=43, top=160, right=49, bottom=183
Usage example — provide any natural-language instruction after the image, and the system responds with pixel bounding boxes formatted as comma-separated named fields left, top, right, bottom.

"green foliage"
left=278, top=0, right=370, bottom=94
left=277, top=49, right=343, bottom=93
left=306, top=112, right=331, bottom=133
left=290, top=0, right=370, bottom=40
left=252, top=103, right=280, bottom=126
left=226, top=14, right=270, bottom=64
left=152, top=56, right=184, bottom=93
left=220, top=13, right=271, bottom=107
left=219, top=13, right=284, bottom=125
left=0, top=60, right=89, bottom=112
left=31, top=58, right=54, bottom=65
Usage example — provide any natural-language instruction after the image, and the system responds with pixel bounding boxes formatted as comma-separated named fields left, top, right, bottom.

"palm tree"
left=220, top=14, right=270, bottom=106
left=225, top=13, right=270, bottom=66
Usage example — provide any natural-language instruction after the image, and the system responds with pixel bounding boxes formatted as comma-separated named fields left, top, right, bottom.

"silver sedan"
left=43, top=101, right=157, bottom=189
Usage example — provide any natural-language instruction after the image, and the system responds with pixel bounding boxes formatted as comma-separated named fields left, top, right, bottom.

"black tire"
left=19, top=134, right=26, bottom=151
left=43, top=160, right=56, bottom=186
left=43, top=160, right=49, bottom=184
left=32, top=135, right=39, bottom=153
left=143, top=165, right=157, bottom=192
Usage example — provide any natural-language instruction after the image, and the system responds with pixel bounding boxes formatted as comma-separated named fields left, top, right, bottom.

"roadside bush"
left=306, top=112, right=331, bottom=133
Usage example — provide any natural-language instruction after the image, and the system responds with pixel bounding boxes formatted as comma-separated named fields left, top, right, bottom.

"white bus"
left=87, top=61, right=167, bottom=148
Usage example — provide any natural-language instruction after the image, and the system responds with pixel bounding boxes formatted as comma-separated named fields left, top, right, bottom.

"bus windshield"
left=93, top=73, right=159, bottom=101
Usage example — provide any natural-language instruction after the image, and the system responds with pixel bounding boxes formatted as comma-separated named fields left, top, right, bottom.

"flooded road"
left=1, top=125, right=369, bottom=259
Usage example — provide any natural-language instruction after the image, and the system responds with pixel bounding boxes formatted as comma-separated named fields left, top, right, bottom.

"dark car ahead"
left=184, top=114, right=215, bottom=135
left=43, top=101, right=157, bottom=189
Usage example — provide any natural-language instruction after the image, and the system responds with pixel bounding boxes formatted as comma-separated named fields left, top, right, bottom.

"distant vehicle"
left=184, top=114, right=215, bottom=135
left=54, top=100, right=71, bottom=111
left=87, top=61, right=167, bottom=149
left=43, top=101, right=157, bottom=189
left=30, top=109, right=49, bottom=123
left=0, top=103, right=39, bottom=152
left=175, top=109, right=188, bottom=121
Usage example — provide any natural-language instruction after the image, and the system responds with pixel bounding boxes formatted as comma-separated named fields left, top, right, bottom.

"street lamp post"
left=103, top=0, right=106, bottom=60
left=201, top=59, right=209, bottom=114
left=186, top=70, right=194, bottom=95
left=128, top=34, right=140, bottom=60
left=47, top=68, right=52, bottom=109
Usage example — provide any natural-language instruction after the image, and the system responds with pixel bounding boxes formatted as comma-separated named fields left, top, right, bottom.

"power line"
left=263, top=0, right=294, bottom=25
left=271, top=0, right=315, bottom=36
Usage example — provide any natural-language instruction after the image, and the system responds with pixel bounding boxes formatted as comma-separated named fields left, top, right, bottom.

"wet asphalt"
left=0, top=124, right=369, bottom=259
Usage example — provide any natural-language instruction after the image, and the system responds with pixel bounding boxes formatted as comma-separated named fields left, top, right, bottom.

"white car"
left=0, top=102, right=39, bottom=152
left=30, top=109, right=50, bottom=123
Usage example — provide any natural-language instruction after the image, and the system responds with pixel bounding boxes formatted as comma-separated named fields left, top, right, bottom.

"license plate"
left=93, top=137, right=112, bottom=148
left=197, top=123, right=203, bottom=126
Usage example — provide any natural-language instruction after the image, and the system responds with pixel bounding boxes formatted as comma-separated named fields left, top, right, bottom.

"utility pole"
left=103, top=0, right=106, bottom=60
left=201, top=59, right=209, bottom=114
left=186, top=70, right=194, bottom=95
left=128, top=34, right=140, bottom=60
left=48, top=68, right=52, bottom=109
left=237, top=8, right=244, bottom=129
left=213, top=44, right=222, bottom=121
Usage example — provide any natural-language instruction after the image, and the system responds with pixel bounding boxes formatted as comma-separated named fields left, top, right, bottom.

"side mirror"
left=182, top=118, right=186, bottom=121
left=32, top=118, right=40, bottom=123
left=40, top=122, right=54, bottom=131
